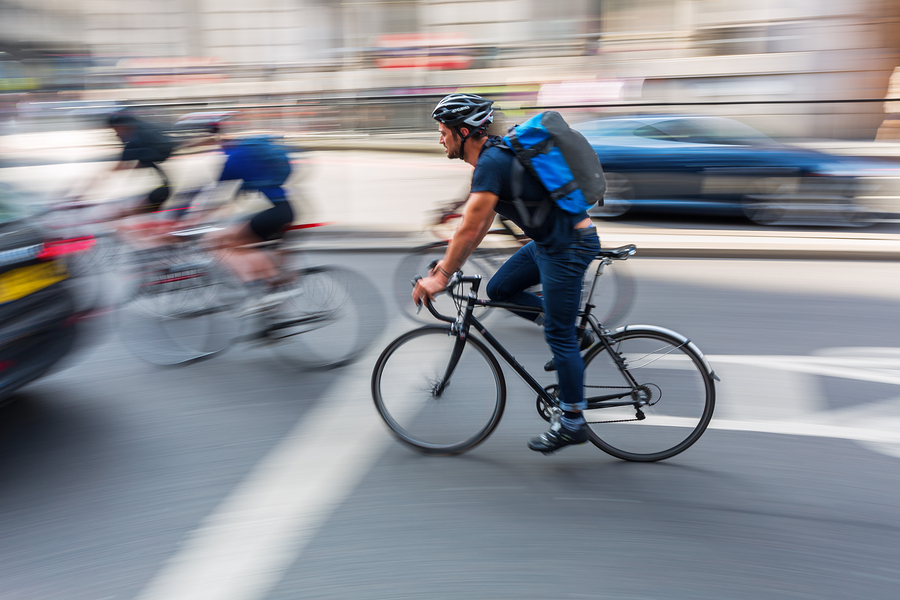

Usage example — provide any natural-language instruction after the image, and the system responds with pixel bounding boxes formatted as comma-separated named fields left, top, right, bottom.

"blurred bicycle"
left=116, top=220, right=384, bottom=370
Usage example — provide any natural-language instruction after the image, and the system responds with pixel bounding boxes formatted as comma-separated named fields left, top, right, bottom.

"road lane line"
left=134, top=326, right=405, bottom=600
left=709, top=419, right=900, bottom=444
left=708, top=354, right=900, bottom=386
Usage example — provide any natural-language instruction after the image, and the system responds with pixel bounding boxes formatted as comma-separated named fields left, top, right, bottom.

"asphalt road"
left=1, top=252, right=899, bottom=600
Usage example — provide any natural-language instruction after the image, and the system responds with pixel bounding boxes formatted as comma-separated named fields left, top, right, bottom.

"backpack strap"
left=149, top=161, right=171, bottom=188
left=503, top=131, right=554, bottom=229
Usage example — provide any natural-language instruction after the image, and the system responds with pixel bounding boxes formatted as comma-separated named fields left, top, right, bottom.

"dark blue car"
left=575, top=115, right=899, bottom=226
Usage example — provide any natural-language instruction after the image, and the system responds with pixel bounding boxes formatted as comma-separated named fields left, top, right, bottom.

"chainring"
left=536, top=384, right=560, bottom=422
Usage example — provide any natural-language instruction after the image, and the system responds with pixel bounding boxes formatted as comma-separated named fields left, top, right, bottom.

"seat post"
left=585, top=257, right=610, bottom=303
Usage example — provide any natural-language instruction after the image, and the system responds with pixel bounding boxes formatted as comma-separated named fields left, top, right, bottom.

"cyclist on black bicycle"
left=413, top=93, right=601, bottom=454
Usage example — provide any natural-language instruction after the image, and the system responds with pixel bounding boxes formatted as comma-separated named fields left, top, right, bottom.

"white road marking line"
left=134, top=327, right=405, bottom=600
left=712, top=363, right=820, bottom=421
left=708, top=354, right=900, bottom=386
left=709, top=419, right=900, bottom=444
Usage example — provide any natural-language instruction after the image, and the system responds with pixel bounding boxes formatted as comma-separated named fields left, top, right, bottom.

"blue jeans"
left=486, top=226, right=601, bottom=411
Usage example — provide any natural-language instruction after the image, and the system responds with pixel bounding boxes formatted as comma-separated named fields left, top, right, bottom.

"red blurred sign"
left=373, top=33, right=474, bottom=70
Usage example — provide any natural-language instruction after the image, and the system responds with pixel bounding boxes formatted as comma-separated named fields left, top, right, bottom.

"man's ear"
left=458, top=127, right=470, bottom=139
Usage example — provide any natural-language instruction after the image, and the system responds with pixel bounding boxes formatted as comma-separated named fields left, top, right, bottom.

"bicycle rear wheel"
left=372, top=326, right=506, bottom=455
left=118, top=261, right=241, bottom=365
left=266, top=266, right=383, bottom=370
left=582, top=327, right=715, bottom=461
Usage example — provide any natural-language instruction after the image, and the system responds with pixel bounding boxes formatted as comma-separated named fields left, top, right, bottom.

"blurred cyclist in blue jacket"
left=183, top=113, right=295, bottom=301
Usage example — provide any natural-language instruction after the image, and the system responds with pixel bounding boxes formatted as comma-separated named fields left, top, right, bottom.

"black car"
left=0, top=187, right=89, bottom=404
left=576, top=115, right=900, bottom=226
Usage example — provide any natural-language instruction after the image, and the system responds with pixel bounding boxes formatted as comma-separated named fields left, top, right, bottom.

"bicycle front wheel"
left=267, top=266, right=383, bottom=370
left=372, top=326, right=506, bottom=455
left=582, top=327, right=715, bottom=461
left=118, top=261, right=241, bottom=365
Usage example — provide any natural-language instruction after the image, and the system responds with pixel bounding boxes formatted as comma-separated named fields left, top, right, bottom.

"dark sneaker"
left=528, top=422, right=589, bottom=454
left=543, top=329, right=595, bottom=372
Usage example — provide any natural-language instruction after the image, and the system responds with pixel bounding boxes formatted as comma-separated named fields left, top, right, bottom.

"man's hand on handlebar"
left=412, top=268, right=450, bottom=309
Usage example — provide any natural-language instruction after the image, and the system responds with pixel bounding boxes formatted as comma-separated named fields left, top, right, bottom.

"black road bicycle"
left=372, top=244, right=719, bottom=462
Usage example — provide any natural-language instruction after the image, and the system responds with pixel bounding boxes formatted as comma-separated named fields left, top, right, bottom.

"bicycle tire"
left=118, top=260, right=241, bottom=366
left=266, top=265, right=384, bottom=371
left=582, top=326, right=715, bottom=462
left=372, top=326, right=506, bottom=455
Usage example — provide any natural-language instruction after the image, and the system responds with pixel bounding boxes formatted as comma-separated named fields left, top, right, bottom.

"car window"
left=574, top=120, right=640, bottom=137
left=0, top=184, right=28, bottom=224
left=651, top=118, right=778, bottom=146
left=633, top=124, right=681, bottom=142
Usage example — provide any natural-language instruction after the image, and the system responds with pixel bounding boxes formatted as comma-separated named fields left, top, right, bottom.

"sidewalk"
left=290, top=222, right=900, bottom=260
left=3, top=128, right=900, bottom=260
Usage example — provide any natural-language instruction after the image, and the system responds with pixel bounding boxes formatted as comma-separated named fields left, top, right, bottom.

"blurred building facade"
left=2, top=0, right=900, bottom=137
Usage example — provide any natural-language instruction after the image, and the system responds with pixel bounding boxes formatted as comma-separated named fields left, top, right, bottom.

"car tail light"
left=37, top=236, right=96, bottom=260
left=0, top=360, right=15, bottom=372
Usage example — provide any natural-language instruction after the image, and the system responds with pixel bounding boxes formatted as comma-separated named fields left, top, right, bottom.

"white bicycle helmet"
left=431, top=94, right=494, bottom=131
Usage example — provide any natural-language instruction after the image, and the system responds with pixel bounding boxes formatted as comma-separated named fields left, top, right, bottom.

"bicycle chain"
left=583, top=384, right=645, bottom=424
left=586, top=416, right=643, bottom=424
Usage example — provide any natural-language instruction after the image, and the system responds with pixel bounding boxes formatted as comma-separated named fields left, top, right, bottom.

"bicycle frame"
left=424, top=266, right=644, bottom=412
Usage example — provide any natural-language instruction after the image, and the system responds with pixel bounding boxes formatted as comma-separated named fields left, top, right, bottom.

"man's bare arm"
left=413, top=191, right=497, bottom=304
left=436, top=191, right=497, bottom=274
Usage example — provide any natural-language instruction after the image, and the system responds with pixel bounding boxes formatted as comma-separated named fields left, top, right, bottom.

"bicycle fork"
left=432, top=281, right=480, bottom=397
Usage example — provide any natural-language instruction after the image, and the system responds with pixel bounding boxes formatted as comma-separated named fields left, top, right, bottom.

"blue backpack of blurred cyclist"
left=221, top=135, right=292, bottom=195
left=498, top=111, right=606, bottom=228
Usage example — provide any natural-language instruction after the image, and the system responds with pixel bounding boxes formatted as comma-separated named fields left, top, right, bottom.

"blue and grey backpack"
left=499, top=111, right=606, bottom=228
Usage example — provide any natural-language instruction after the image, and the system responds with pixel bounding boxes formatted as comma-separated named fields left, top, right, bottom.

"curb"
left=286, top=227, right=900, bottom=261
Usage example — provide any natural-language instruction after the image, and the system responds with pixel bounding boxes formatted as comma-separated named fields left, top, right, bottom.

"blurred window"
left=693, top=25, right=768, bottom=56
left=640, top=118, right=777, bottom=146
left=604, top=0, right=677, bottom=34
left=0, top=185, right=29, bottom=224
left=633, top=123, right=680, bottom=142
left=575, top=119, right=641, bottom=137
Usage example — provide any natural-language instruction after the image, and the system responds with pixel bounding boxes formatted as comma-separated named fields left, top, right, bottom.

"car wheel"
left=590, top=173, right=633, bottom=218
left=742, top=177, right=793, bottom=226
left=839, top=200, right=881, bottom=228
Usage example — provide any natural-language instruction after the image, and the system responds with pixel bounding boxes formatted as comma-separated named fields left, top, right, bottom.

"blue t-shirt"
left=219, top=138, right=291, bottom=202
left=470, top=142, right=589, bottom=250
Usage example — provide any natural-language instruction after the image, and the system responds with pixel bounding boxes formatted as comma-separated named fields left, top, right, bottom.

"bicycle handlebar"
left=413, top=271, right=482, bottom=323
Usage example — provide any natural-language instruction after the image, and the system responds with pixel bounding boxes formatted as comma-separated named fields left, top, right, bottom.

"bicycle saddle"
left=596, top=244, right=636, bottom=260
